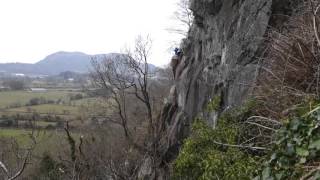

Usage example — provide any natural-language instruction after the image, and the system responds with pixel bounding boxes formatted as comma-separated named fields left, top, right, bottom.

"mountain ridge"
left=0, top=51, right=154, bottom=75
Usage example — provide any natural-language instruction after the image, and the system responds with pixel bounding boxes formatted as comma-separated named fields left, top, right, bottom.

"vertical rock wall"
left=162, top=0, right=273, bottom=161
left=138, top=0, right=301, bottom=179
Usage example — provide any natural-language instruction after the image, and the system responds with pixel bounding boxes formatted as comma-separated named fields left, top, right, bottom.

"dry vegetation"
left=255, top=1, right=320, bottom=119
left=235, top=0, right=320, bottom=156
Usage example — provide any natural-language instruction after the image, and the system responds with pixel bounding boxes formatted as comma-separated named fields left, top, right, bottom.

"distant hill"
left=35, top=51, right=93, bottom=75
left=0, top=52, right=156, bottom=76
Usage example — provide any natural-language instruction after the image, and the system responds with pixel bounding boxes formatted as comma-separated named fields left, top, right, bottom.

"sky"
left=0, top=0, right=184, bottom=66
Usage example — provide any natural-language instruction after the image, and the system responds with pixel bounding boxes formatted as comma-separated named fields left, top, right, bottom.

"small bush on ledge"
left=173, top=118, right=260, bottom=180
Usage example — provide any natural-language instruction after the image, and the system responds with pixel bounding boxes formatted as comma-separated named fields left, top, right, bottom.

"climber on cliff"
left=171, top=47, right=183, bottom=79
left=174, top=47, right=183, bottom=57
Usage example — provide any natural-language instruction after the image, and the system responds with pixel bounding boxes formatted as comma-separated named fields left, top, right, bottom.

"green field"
left=0, top=128, right=30, bottom=138
left=0, top=89, right=111, bottom=177
left=0, top=128, right=83, bottom=159
left=0, top=90, right=113, bottom=129
left=73, top=97, right=100, bottom=105
left=7, top=104, right=79, bottom=115
left=0, top=90, right=92, bottom=120
left=0, top=90, right=75, bottom=109
left=0, top=128, right=53, bottom=144
left=17, top=120, right=57, bottom=128
left=0, top=128, right=81, bottom=142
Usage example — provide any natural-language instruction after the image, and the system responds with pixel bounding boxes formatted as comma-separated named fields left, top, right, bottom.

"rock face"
left=162, top=0, right=273, bottom=161
left=139, top=0, right=299, bottom=179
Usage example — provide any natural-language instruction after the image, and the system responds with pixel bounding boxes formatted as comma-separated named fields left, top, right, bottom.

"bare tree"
left=0, top=132, right=36, bottom=180
left=90, top=35, right=165, bottom=178
left=167, top=0, right=193, bottom=37
left=0, top=155, right=30, bottom=180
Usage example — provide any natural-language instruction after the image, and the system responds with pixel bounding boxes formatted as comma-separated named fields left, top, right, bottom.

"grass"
left=35, top=121, right=57, bottom=127
left=73, top=97, right=100, bottom=106
left=0, top=128, right=30, bottom=138
left=0, top=90, right=74, bottom=109
left=7, top=104, right=79, bottom=115
left=0, top=90, right=98, bottom=176
left=17, top=120, right=57, bottom=128
left=0, top=128, right=83, bottom=152
left=0, top=90, right=97, bottom=120
left=0, top=128, right=50, bottom=145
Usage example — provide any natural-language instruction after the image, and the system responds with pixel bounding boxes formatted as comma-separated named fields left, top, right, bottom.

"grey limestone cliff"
left=138, top=0, right=299, bottom=179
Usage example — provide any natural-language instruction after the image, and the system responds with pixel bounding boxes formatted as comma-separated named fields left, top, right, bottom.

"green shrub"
left=256, top=103, right=320, bottom=179
left=206, top=95, right=221, bottom=112
left=33, top=153, right=64, bottom=180
left=70, top=93, right=83, bottom=101
left=173, top=118, right=259, bottom=180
